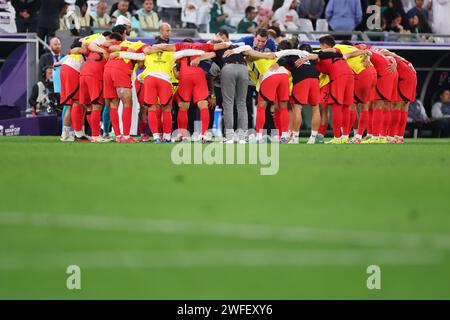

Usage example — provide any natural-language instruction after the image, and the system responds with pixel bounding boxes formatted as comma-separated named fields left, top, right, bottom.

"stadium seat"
left=316, top=19, right=329, bottom=32
left=299, top=18, right=314, bottom=32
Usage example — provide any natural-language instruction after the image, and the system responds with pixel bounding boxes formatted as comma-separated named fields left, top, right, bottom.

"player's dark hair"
left=288, top=36, right=299, bottom=49
left=183, top=38, right=194, bottom=43
left=102, top=31, right=112, bottom=37
left=255, top=28, right=268, bottom=38
left=111, top=24, right=126, bottom=35
left=70, top=38, right=82, bottom=49
left=277, top=40, right=292, bottom=51
left=340, top=40, right=353, bottom=46
left=217, top=29, right=229, bottom=39
left=269, top=26, right=281, bottom=38
left=109, top=32, right=123, bottom=42
left=319, top=35, right=336, bottom=47
left=245, top=6, right=255, bottom=16
left=299, top=43, right=313, bottom=53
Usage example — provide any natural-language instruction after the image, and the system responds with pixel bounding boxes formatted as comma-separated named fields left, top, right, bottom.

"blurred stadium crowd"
left=1, top=0, right=449, bottom=41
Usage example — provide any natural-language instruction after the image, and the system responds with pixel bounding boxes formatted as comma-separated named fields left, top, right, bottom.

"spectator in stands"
left=180, top=0, right=212, bottom=32
left=75, top=0, right=92, bottom=27
left=209, top=0, right=235, bottom=33
left=386, top=12, right=407, bottom=32
left=432, top=0, right=450, bottom=40
left=257, top=0, right=273, bottom=26
left=12, top=0, right=40, bottom=33
left=296, top=0, right=324, bottom=29
left=59, top=0, right=82, bottom=35
left=383, top=0, right=406, bottom=27
left=91, top=0, right=111, bottom=27
left=109, top=0, right=138, bottom=16
left=158, top=0, right=182, bottom=27
left=38, top=37, right=64, bottom=80
left=132, top=0, right=159, bottom=30
left=325, top=0, right=362, bottom=32
left=111, top=0, right=132, bottom=24
left=37, top=0, right=67, bottom=43
left=431, top=89, right=450, bottom=138
left=401, top=0, right=431, bottom=11
left=406, top=99, right=430, bottom=138
left=154, top=22, right=171, bottom=43
left=272, top=0, right=300, bottom=31
left=237, top=6, right=257, bottom=33
left=196, top=0, right=213, bottom=32
left=407, top=12, right=431, bottom=33
left=28, top=66, right=59, bottom=117
left=222, top=0, right=250, bottom=27
left=406, top=0, right=429, bottom=20
left=181, top=0, right=199, bottom=29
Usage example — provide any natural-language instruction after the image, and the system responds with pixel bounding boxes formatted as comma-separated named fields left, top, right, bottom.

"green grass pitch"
left=1, top=136, right=450, bottom=299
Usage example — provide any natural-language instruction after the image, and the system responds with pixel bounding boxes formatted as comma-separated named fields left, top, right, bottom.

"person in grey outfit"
left=192, top=30, right=249, bottom=142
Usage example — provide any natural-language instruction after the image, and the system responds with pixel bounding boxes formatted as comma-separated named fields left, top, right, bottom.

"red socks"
left=138, top=120, right=146, bottom=135
left=371, top=109, right=383, bottom=136
left=331, top=104, right=342, bottom=138
left=177, top=109, right=188, bottom=130
left=349, top=109, right=357, bottom=132
left=256, top=106, right=266, bottom=132
left=398, top=110, right=408, bottom=137
left=380, top=109, right=391, bottom=137
left=279, top=107, right=289, bottom=134
left=148, top=109, right=161, bottom=135
left=200, top=108, right=209, bottom=134
left=318, top=124, right=328, bottom=136
left=367, top=109, right=373, bottom=135
left=341, top=105, right=350, bottom=135
left=357, top=110, right=369, bottom=136
left=389, top=110, right=401, bottom=137
left=70, top=104, right=84, bottom=132
left=273, top=111, right=280, bottom=136
left=156, top=106, right=162, bottom=133
left=109, top=107, right=121, bottom=136
left=162, top=110, right=172, bottom=134
left=122, top=106, right=132, bottom=136
left=90, top=109, right=101, bottom=137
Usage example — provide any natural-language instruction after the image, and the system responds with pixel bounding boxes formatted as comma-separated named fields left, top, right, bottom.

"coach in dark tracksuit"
left=211, top=46, right=249, bottom=141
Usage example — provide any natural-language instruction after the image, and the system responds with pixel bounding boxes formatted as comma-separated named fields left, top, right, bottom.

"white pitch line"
left=0, top=249, right=442, bottom=270
left=1, top=212, right=450, bottom=251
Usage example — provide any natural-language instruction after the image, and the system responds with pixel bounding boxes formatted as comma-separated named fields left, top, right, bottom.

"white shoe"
left=60, top=133, right=75, bottom=142
left=306, top=137, right=316, bottom=144
left=102, top=134, right=113, bottom=142
left=222, top=137, right=234, bottom=144
left=238, top=139, right=247, bottom=144
left=91, top=136, right=110, bottom=143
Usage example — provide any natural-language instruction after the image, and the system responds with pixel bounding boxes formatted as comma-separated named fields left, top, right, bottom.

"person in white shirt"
left=272, top=0, right=300, bottom=31
left=180, top=0, right=198, bottom=28
left=431, top=0, right=450, bottom=42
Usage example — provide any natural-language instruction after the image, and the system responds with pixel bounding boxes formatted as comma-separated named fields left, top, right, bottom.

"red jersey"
left=395, top=57, right=415, bottom=79
left=315, top=50, right=353, bottom=80
left=80, top=45, right=108, bottom=80
left=175, top=42, right=215, bottom=76
left=367, top=50, right=391, bottom=77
